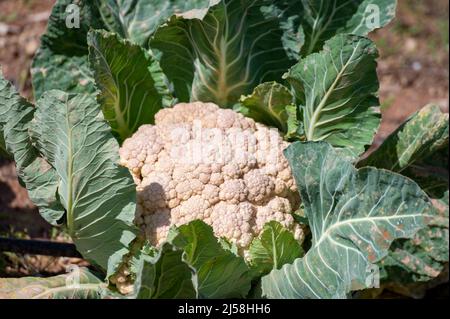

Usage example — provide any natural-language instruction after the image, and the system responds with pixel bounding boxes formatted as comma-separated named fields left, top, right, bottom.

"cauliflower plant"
left=119, top=102, right=303, bottom=255
left=111, top=102, right=306, bottom=294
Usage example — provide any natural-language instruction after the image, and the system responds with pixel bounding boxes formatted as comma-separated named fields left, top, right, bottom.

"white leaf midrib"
left=314, top=213, right=423, bottom=248
left=64, top=96, right=75, bottom=236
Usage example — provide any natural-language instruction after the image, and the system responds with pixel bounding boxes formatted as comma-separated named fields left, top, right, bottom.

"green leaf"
left=0, top=72, right=38, bottom=171
left=87, top=30, right=168, bottom=142
left=360, top=105, right=449, bottom=290
left=151, top=0, right=293, bottom=107
left=31, top=0, right=104, bottom=99
left=263, top=0, right=305, bottom=60
left=0, top=130, right=12, bottom=159
left=261, top=141, right=433, bottom=299
left=434, top=190, right=449, bottom=217
left=0, top=268, right=105, bottom=299
left=21, top=158, right=66, bottom=224
left=147, top=50, right=178, bottom=108
left=32, top=0, right=209, bottom=99
left=274, top=0, right=397, bottom=57
left=403, top=147, right=449, bottom=202
left=168, top=220, right=253, bottom=298
left=134, top=243, right=196, bottom=299
left=286, top=34, right=381, bottom=158
left=30, top=91, right=138, bottom=275
left=248, top=221, right=304, bottom=275
left=96, top=0, right=211, bottom=47
left=218, top=237, right=240, bottom=256
left=380, top=213, right=449, bottom=284
left=361, top=104, right=448, bottom=194
left=285, top=104, right=305, bottom=140
left=239, top=82, right=295, bottom=133
left=0, top=71, right=64, bottom=225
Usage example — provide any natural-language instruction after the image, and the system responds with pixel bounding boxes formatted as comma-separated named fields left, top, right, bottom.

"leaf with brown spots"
left=261, top=141, right=433, bottom=299
left=360, top=104, right=449, bottom=200
left=360, top=104, right=449, bottom=294
left=378, top=191, right=449, bottom=294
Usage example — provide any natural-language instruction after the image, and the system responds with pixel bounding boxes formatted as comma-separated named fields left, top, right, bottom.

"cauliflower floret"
left=254, top=197, right=302, bottom=238
left=144, top=209, right=171, bottom=245
left=244, top=170, right=275, bottom=204
left=120, top=102, right=303, bottom=252
left=211, top=202, right=255, bottom=249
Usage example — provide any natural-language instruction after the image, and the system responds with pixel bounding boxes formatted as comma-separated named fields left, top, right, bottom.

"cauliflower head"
left=119, top=102, right=303, bottom=253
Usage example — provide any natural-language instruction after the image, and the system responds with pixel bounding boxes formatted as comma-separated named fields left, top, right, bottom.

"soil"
left=0, top=0, right=449, bottom=282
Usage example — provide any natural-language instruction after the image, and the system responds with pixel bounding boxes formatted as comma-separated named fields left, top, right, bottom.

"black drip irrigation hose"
left=0, top=237, right=83, bottom=258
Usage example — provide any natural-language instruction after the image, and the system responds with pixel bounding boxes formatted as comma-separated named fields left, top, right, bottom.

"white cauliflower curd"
left=119, top=102, right=303, bottom=252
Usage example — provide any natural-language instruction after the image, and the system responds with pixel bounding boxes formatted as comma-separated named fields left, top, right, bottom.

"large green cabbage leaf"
left=87, top=30, right=170, bottom=142
left=151, top=0, right=293, bottom=107
left=1, top=75, right=139, bottom=276
left=28, top=90, right=138, bottom=275
left=0, top=71, right=64, bottom=224
left=286, top=34, right=381, bottom=159
left=360, top=105, right=449, bottom=293
left=32, top=0, right=210, bottom=100
left=97, top=0, right=210, bottom=47
left=272, top=0, right=397, bottom=58
left=31, top=0, right=104, bottom=100
left=261, top=141, right=433, bottom=298
left=360, top=104, right=448, bottom=195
